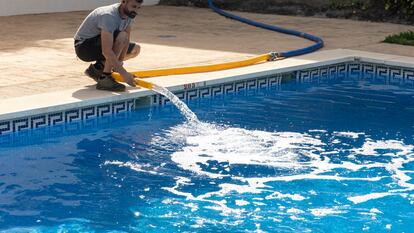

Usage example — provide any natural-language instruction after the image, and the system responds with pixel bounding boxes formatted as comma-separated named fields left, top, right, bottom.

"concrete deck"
left=1, top=5, right=414, bottom=104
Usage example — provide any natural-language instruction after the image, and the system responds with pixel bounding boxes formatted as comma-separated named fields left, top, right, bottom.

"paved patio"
left=1, top=5, right=414, bottom=100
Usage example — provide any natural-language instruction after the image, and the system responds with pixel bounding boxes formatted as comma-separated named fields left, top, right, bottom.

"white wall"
left=0, top=0, right=159, bottom=16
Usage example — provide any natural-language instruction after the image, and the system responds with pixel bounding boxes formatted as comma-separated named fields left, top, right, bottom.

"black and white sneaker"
left=96, top=74, right=126, bottom=92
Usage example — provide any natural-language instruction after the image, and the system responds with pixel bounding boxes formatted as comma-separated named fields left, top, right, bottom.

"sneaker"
left=84, top=64, right=103, bottom=81
left=96, top=75, right=126, bottom=92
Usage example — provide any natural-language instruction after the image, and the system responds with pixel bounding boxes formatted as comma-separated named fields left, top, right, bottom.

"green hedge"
left=329, top=0, right=414, bottom=21
left=161, top=0, right=414, bottom=22
left=384, top=0, right=414, bottom=20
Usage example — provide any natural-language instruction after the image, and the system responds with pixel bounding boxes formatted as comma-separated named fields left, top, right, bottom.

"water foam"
left=105, top=84, right=414, bottom=218
left=148, top=122, right=414, bottom=212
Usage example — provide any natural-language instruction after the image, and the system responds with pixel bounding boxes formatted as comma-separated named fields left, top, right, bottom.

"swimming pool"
left=1, top=70, right=414, bottom=232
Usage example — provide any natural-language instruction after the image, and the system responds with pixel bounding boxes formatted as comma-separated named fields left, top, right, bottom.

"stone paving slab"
left=0, top=5, right=414, bottom=101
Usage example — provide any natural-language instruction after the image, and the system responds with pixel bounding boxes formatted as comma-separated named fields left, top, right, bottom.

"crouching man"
left=74, top=0, right=142, bottom=91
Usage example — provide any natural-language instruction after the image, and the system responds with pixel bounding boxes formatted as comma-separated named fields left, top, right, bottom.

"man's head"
left=120, top=0, right=143, bottom=19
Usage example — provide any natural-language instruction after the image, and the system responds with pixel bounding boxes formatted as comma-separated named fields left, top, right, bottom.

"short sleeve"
left=97, top=14, right=116, bottom=33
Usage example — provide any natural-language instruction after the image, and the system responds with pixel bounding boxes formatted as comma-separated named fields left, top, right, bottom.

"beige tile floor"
left=0, top=5, right=414, bottom=111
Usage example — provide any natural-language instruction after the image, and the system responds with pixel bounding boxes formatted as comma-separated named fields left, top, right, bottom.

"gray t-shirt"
left=74, top=3, right=134, bottom=41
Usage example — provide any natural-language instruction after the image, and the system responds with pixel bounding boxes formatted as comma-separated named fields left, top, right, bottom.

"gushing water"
left=152, top=84, right=199, bottom=123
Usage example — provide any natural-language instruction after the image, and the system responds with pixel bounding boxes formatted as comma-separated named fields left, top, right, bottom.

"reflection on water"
left=1, top=76, right=414, bottom=232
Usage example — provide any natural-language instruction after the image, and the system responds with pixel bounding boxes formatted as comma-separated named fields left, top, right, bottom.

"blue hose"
left=208, top=0, right=324, bottom=58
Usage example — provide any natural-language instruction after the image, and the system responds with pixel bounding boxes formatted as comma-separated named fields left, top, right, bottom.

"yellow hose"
left=134, top=79, right=154, bottom=90
left=112, top=54, right=271, bottom=87
left=112, top=75, right=154, bottom=89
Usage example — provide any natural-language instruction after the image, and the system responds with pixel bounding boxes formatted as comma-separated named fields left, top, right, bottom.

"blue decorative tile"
left=224, top=83, right=235, bottom=94
left=112, top=102, right=126, bottom=114
left=376, top=66, right=389, bottom=79
left=337, top=64, right=347, bottom=78
left=403, top=69, right=414, bottom=86
left=161, top=91, right=185, bottom=105
left=389, top=68, right=404, bottom=84
left=175, top=92, right=185, bottom=100
left=320, top=67, right=328, bottom=78
left=152, top=95, right=159, bottom=105
left=160, top=96, right=169, bottom=105
left=65, top=109, right=80, bottom=123
left=186, top=90, right=198, bottom=100
left=0, top=121, right=12, bottom=134
left=48, top=112, right=64, bottom=126
left=235, top=81, right=246, bottom=91
left=97, top=105, right=111, bottom=116
left=362, top=63, right=375, bottom=79
left=328, top=66, right=338, bottom=77
left=257, top=78, right=268, bottom=88
left=81, top=107, right=96, bottom=120
left=127, top=100, right=135, bottom=111
left=269, top=76, right=281, bottom=86
left=299, top=70, right=310, bottom=82
left=31, top=116, right=47, bottom=129
left=13, top=119, right=30, bottom=132
left=212, top=86, right=223, bottom=96
left=348, top=63, right=361, bottom=77
left=246, top=80, right=257, bottom=89
left=310, top=69, right=319, bottom=79
left=199, top=88, right=211, bottom=98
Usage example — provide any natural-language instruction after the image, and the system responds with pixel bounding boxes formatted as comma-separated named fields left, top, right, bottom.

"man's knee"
left=114, top=31, right=129, bottom=46
left=130, top=44, right=141, bottom=58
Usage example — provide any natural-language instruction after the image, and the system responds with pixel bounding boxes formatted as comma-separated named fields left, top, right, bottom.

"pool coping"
left=1, top=48, right=414, bottom=133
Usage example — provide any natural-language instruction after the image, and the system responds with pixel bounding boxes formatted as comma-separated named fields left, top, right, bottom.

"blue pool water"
left=1, top=74, right=414, bottom=232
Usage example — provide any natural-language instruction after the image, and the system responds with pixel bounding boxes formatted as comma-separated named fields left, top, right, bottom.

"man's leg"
left=96, top=32, right=131, bottom=92
left=124, top=44, right=141, bottom=60
left=75, top=36, right=105, bottom=81
left=103, top=31, right=129, bottom=74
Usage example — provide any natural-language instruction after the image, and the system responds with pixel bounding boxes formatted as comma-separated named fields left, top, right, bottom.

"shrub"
left=384, top=31, right=414, bottom=46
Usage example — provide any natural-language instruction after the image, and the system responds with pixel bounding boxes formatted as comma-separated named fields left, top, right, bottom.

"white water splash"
left=106, top=84, right=414, bottom=217
left=148, top=122, right=414, bottom=213
left=310, top=208, right=347, bottom=217
left=152, top=85, right=199, bottom=123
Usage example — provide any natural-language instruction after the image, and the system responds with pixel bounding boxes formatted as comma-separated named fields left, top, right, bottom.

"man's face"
left=123, top=1, right=141, bottom=19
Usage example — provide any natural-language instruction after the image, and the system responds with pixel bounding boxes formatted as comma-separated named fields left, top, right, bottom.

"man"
left=74, top=0, right=142, bottom=92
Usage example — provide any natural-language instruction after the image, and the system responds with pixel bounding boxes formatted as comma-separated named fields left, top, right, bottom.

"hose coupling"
left=268, top=52, right=282, bottom=61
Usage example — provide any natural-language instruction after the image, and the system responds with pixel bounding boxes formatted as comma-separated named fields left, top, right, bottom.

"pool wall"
left=1, top=51, right=414, bottom=136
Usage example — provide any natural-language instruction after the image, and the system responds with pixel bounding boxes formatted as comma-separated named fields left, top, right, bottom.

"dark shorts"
left=74, top=31, right=136, bottom=62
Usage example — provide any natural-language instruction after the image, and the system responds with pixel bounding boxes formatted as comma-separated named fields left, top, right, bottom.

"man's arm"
left=101, top=30, right=129, bottom=76
left=119, top=26, right=132, bottom=62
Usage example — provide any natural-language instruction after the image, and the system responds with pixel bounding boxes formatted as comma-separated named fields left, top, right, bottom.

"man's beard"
left=124, top=9, right=137, bottom=19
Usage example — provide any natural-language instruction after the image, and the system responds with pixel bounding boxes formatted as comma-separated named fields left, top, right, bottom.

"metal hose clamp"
left=268, top=52, right=282, bottom=61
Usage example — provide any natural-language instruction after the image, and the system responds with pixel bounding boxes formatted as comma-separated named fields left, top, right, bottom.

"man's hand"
left=123, top=72, right=137, bottom=87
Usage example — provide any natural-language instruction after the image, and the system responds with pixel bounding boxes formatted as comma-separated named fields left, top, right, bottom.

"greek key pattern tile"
left=0, top=100, right=134, bottom=135
left=2, top=62, right=414, bottom=136
left=153, top=74, right=284, bottom=106
left=296, top=62, right=414, bottom=86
